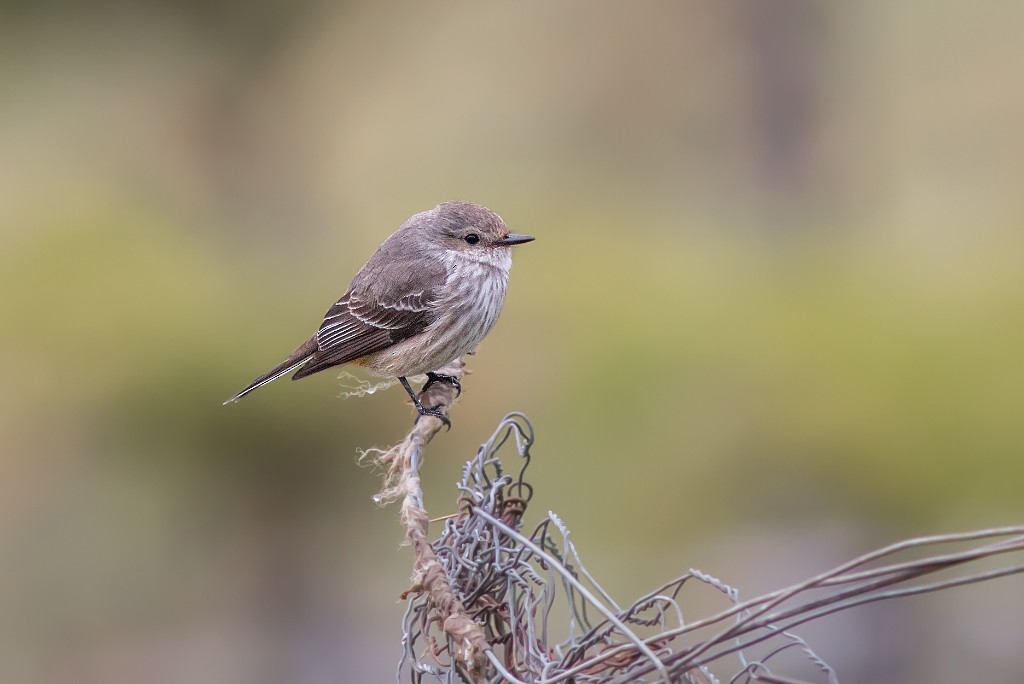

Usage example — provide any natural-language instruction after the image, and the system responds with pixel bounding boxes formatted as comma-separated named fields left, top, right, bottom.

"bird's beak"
left=496, top=233, right=535, bottom=246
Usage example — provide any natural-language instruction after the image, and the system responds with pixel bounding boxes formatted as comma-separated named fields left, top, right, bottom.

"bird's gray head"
left=411, top=201, right=534, bottom=268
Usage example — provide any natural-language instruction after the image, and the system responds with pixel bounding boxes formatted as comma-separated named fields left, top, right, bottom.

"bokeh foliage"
left=1, top=2, right=1022, bottom=683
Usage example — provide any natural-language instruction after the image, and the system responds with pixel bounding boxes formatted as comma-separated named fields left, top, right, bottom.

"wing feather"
left=291, top=256, right=446, bottom=380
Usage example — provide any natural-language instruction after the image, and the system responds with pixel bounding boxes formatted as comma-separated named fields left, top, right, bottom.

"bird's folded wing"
left=291, top=268, right=444, bottom=379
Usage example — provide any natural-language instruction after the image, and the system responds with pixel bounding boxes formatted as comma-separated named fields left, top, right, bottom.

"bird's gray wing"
left=290, top=258, right=446, bottom=379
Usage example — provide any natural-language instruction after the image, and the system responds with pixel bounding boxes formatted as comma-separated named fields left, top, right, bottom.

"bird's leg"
left=422, top=371, right=462, bottom=398
left=398, top=376, right=451, bottom=430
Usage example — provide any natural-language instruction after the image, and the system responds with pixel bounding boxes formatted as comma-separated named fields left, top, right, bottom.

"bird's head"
left=426, top=201, right=534, bottom=267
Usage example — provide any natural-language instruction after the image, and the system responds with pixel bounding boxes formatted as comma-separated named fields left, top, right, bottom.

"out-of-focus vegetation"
left=1, top=2, right=1022, bottom=683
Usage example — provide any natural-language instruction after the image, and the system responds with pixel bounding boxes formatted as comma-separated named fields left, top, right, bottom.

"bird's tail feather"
left=222, top=337, right=318, bottom=404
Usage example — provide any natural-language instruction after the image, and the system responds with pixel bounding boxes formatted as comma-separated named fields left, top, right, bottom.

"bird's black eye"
left=464, top=233, right=480, bottom=245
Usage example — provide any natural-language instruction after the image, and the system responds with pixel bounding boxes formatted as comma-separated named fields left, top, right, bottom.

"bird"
left=223, top=200, right=534, bottom=427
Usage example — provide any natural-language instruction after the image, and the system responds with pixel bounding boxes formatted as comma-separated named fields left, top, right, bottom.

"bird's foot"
left=398, top=375, right=453, bottom=430
left=423, top=372, right=462, bottom=398
left=414, top=402, right=451, bottom=430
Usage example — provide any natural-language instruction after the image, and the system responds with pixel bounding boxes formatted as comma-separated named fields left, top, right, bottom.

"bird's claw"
left=415, top=404, right=452, bottom=431
left=399, top=374, right=454, bottom=430
left=423, top=372, right=462, bottom=398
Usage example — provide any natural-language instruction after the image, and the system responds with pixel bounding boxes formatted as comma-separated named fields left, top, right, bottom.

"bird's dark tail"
left=222, top=337, right=318, bottom=404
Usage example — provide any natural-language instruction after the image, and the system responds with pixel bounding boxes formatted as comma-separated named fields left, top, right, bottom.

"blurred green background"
left=2, top=2, right=1023, bottom=682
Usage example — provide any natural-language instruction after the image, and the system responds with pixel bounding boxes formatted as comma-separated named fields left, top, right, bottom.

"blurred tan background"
left=2, top=1, right=1023, bottom=682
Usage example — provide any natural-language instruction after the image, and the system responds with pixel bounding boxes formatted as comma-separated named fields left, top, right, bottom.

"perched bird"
left=224, top=201, right=533, bottom=426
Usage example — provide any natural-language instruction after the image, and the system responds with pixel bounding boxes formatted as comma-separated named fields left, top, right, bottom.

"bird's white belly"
left=361, top=261, right=508, bottom=378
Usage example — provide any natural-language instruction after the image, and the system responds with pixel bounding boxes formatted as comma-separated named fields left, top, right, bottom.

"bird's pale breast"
left=358, top=254, right=510, bottom=378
